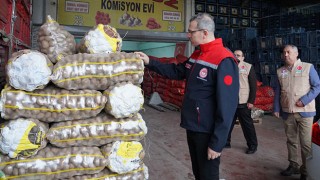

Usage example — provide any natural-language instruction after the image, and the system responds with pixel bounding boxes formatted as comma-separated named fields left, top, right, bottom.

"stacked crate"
left=0, top=0, right=12, bottom=89
left=0, top=0, right=31, bottom=49
left=0, top=0, right=31, bottom=89
left=309, top=31, right=320, bottom=74
left=15, top=0, right=31, bottom=46
left=194, top=0, right=262, bottom=31
left=253, top=28, right=320, bottom=87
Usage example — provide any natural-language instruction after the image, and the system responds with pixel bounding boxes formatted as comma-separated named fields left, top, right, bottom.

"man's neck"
left=286, top=64, right=294, bottom=71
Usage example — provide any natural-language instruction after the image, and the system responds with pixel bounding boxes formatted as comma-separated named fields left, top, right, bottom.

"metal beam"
left=62, top=25, right=188, bottom=43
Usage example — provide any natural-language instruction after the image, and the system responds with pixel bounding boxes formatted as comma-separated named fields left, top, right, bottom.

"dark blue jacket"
left=147, top=38, right=239, bottom=152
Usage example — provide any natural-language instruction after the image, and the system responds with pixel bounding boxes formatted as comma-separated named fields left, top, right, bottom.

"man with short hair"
left=136, top=13, right=239, bottom=180
left=226, top=50, right=258, bottom=154
left=273, top=44, right=320, bottom=180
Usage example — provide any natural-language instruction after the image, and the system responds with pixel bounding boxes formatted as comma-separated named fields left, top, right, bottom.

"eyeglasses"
left=187, top=29, right=205, bottom=34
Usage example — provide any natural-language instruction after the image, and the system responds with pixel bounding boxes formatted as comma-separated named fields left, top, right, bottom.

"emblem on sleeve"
left=224, top=75, right=233, bottom=85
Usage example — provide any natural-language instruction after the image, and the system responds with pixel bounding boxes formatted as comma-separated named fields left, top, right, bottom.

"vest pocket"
left=280, top=91, right=289, bottom=108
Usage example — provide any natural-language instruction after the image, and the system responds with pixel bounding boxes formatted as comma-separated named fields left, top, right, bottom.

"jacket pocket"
left=181, top=97, right=198, bottom=128
left=195, top=99, right=215, bottom=131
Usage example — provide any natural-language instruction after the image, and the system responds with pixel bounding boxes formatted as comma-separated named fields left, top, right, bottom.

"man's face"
left=282, top=46, right=298, bottom=66
left=234, top=50, right=244, bottom=62
left=187, top=20, right=204, bottom=46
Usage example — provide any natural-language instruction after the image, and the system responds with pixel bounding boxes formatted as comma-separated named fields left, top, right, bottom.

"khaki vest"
left=276, top=59, right=315, bottom=113
left=238, top=61, right=251, bottom=104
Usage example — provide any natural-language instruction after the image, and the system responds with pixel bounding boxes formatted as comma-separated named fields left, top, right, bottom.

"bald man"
left=226, top=50, right=258, bottom=154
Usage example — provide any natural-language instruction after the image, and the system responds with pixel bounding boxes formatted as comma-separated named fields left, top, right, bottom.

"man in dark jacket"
left=226, top=50, right=258, bottom=154
left=136, top=13, right=239, bottom=180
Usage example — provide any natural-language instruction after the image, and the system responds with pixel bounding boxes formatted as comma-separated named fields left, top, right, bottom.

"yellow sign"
left=57, top=0, right=185, bottom=32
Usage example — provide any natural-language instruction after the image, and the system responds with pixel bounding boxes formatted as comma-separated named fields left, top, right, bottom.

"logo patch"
left=296, top=65, right=302, bottom=73
left=185, top=63, right=192, bottom=69
left=224, top=75, right=233, bottom=86
left=281, top=68, right=288, bottom=78
left=199, top=68, right=208, bottom=78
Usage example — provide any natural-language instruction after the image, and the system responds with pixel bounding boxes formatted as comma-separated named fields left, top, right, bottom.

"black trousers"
left=227, top=106, right=258, bottom=147
left=186, top=130, right=220, bottom=180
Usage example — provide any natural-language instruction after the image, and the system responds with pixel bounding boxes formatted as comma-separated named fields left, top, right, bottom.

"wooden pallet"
left=234, top=118, right=262, bottom=125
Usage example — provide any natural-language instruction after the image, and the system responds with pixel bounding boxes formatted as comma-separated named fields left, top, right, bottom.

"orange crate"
left=13, top=10, right=22, bottom=41
left=16, top=0, right=31, bottom=14
left=15, top=0, right=31, bottom=46
left=21, top=18, right=30, bottom=45
left=0, top=0, right=12, bottom=35
left=0, top=45, right=8, bottom=88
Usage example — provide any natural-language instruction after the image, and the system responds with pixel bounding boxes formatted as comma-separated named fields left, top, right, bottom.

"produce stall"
left=0, top=14, right=149, bottom=179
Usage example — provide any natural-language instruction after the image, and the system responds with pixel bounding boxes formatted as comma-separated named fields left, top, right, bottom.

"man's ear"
left=203, top=30, right=209, bottom=37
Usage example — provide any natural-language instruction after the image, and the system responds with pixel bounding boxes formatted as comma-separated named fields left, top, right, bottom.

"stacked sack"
left=254, top=81, right=275, bottom=112
left=0, top=16, right=148, bottom=180
left=143, top=56, right=188, bottom=107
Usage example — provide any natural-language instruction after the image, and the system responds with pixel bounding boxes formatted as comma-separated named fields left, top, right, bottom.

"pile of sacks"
left=254, top=81, right=274, bottom=112
left=0, top=15, right=148, bottom=180
left=142, top=55, right=188, bottom=107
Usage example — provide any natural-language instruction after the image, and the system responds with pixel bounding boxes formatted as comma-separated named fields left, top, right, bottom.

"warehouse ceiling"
left=270, top=0, right=319, bottom=7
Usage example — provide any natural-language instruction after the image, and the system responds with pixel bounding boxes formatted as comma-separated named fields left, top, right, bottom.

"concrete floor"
left=140, top=105, right=302, bottom=180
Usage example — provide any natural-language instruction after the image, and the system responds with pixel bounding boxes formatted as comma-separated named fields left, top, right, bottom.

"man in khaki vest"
left=226, top=50, right=258, bottom=154
left=273, top=45, right=320, bottom=180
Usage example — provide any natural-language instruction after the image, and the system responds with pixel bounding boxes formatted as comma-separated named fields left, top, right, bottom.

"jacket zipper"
left=185, top=57, right=199, bottom=93
left=196, top=107, right=200, bottom=125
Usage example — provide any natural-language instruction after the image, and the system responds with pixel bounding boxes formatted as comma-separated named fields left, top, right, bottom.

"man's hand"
left=247, top=103, right=254, bottom=109
left=273, top=112, right=280, bottom=118
left=207, top=147, right=221, bottom=160
left=295, top=100, right=304, bottom=107
left=134, top=52, right=150, bottom=65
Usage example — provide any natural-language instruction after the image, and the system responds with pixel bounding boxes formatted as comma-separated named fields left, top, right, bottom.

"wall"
left=122, top=41, right=176, bottom=58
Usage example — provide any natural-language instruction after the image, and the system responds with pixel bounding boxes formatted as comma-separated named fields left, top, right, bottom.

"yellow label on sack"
left=116, top=142, right=142, bottom=159
left=15, top=122, right=42, bottom=157
left=96, top=24, right=120, bottom=52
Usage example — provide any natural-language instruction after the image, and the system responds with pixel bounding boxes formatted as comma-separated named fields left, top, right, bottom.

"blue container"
left=272, top=35, right=287, bottom=48
left=309, top=47, right=320, bottom=62
left=268, top=51, right=275, bottom=62
left=256, top=37, right=270, bottom=50
left=273, top=48, right=283, bottom=62
left=241, top=39, right=253, bottom=50
left=298, top=47, right=309, bottom=62
left=257, top=50, right=269, bottom=61
left=242, top=28, right=257, bottom=40
left=259, top=62, right=269, bottom=74
left=296, top=33, right=309, bottom=47
left=309, top=30, right=320, bottom=47
left=315, top=63, right=320, bottom=75
left=269, top=75, right=278, bottom=88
